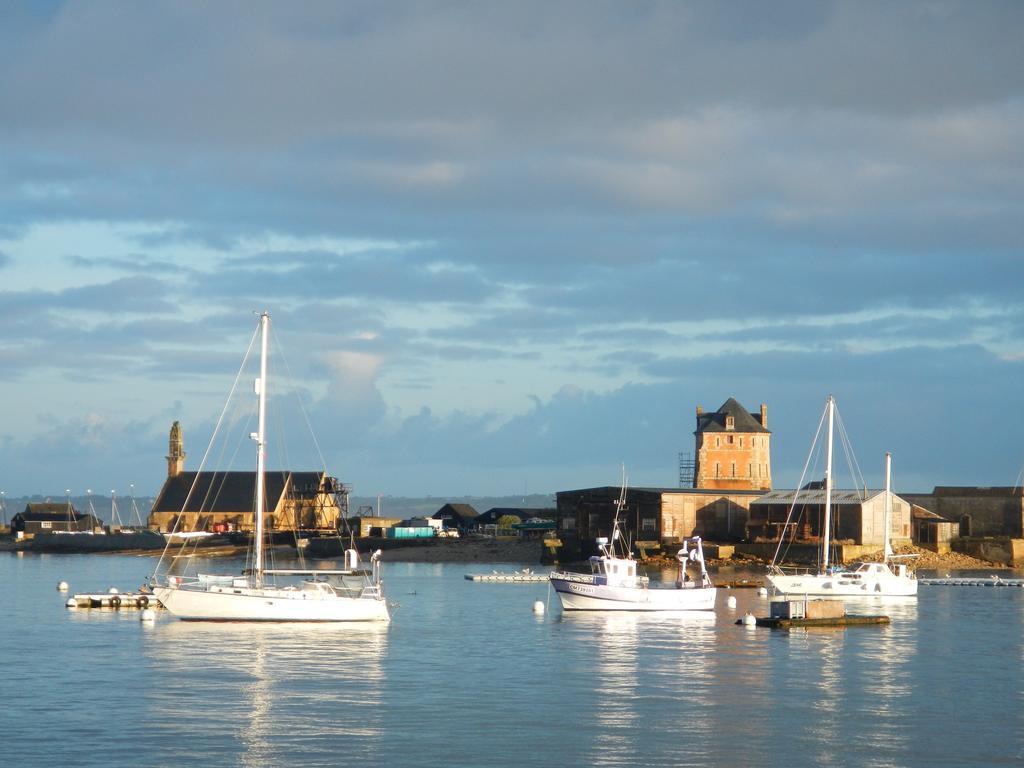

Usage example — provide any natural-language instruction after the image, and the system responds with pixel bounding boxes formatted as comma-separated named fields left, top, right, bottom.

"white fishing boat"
left=151, top=312, right=389, bottom=622
left=549, top=477, right=716, bottom=611
left=766, top=396, right=917, bottom=598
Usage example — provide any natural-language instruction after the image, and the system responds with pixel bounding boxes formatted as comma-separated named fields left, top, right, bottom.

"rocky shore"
left=643, top=543, right=1003, bottom=572
left=368, top=538, right=544, bottom=564
left=0, top=533, right=1009, bottom=570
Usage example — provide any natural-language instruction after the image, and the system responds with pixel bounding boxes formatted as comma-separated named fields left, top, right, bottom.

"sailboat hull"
left=766, top=572, right=918, bottom=598
left=153, top=584, right=390, bottom=622
left=550, top=576, right=717, bottom=611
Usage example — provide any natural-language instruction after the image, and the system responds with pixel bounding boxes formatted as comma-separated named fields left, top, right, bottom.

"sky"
left=1, top=1, right=1023, bottom=500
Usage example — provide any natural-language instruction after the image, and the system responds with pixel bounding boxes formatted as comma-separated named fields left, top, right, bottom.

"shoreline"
left=0, top=535, right=1012, bottom=570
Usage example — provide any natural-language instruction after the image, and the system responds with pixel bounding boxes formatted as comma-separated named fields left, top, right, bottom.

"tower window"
left=726, top=415, right=735, bottom=430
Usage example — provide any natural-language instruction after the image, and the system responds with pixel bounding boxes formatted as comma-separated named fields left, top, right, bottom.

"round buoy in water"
left=140, top=608, right=156, bottom=623
left=742, top=613, right=756, bottom=626
left=533, top=600, right=545, bottom=615
left=57, top=581, right=69, bottom=592
left=65, top=598, right=78, bottom=609
left=757, top=587, right=768, bottom=597
left=726, top=595, right=737, bottom=609
left=107, top=587, right=120, bottom=595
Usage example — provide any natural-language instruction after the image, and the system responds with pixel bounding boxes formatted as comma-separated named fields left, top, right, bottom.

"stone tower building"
left=693, top=398, right=771, bottom=491
left=166, top=420, right=186, bottom=478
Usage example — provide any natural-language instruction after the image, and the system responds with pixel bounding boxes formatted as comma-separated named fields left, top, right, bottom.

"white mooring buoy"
left=140, top=608, right=156, bottom=623
left=533, top=600, right=545, bottom=615
left=107, top=587, right=120, bottom=595
left=57, top=581, right=69, bottom=592
left=742, top=612, right=757, bottom=627
left=65, top=598, right=78, bottom=609
left=726, top=595, right=737, bottom=609
left=757, top=587, right=768, bottom=597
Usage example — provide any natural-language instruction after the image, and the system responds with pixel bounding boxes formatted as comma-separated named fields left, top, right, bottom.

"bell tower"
left=167, top=421, right=186, bottom=478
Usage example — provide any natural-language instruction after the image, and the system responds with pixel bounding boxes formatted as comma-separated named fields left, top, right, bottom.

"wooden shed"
left=11, top=503, right=102, bottom=538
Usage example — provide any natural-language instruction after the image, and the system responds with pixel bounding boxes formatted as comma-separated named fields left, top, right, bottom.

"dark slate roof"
left=15, top=510, right=89, bottom=522
left=24, top=502, right=77, bottom=515
left=476, top=507, right=551, bottom=525
left=152, top=471, right=324, bottom=513
left=752, top=489, right=890, bottom=506
left=695, top=397, right=769, bottom=434
left=558, top=486, right=764, bottom=497
left=432, top=503, right=479, bottom=521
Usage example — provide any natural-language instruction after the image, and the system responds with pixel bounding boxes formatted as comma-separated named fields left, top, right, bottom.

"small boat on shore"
left=549, top=475, right=716, bottom=612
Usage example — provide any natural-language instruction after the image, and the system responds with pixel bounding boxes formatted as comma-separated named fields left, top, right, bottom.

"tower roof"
left=695, top=397, right=769, bottom=434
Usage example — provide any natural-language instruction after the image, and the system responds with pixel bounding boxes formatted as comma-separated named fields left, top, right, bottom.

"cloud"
left=0, top=2, right=1022, bottom=497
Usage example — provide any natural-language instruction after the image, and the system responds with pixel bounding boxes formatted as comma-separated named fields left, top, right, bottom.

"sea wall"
left=952, top=537, right=1024, bottom=567
left=735, top=542, right=886, bottom=565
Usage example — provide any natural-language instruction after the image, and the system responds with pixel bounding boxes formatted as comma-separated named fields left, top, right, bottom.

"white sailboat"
left=549, top=473, right=717, bottom=611
left=766, top=396, right=917, bottom=598
left=151, top=312, right=390, bottom=622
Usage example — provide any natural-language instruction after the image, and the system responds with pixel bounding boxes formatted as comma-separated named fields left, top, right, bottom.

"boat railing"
left=768, top=564, right=820, bottom=577
left=549, top=570, right=596, bottom=585
left=359, top=584, right=385, bottom=600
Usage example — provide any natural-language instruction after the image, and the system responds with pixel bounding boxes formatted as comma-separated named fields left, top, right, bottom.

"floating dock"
left=747, top=615, right=890, bottom=629
left=465, top=570, right=551, bottom=583
left=66, top=592, right=161, bottom=609
left=919, top=577, right=1024, bottom=587
left=741, top=596, right=889, bottom=628
left=719, top=579, right=764, bottom=589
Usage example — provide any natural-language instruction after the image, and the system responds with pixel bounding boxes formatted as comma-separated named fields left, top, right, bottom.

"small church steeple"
left=167, top=421, right=186, bottom=478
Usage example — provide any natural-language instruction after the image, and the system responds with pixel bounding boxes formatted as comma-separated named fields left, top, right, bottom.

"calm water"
left=2, top=552, right=1023, bottom=767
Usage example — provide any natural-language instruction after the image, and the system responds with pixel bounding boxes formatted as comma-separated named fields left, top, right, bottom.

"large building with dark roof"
left=694, top=398, right=772, bottom=491
left=147, top=422, right=348, bottom=534
left=556, top=485, right=763, bottom=549
left=12, top=502, right=102, bottom=538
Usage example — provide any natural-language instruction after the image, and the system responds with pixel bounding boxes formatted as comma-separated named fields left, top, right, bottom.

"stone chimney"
left=760, top=403, right=768, bottom=428
left=166, top=421, right=186, bottom=478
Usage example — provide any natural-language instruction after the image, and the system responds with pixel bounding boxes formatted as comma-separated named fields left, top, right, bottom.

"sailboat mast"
left=253, top=312, right=270, bottom=587
left=884, top=451, right=893, bottom=560
left=821, top=395, right=834, bottom=573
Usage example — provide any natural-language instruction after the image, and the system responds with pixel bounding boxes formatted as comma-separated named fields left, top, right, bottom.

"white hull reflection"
left=550, top=577, right=717, bottom=611
left=767, top=567, right=918, bottom=598
left=153, top=580, right=389, bottom=622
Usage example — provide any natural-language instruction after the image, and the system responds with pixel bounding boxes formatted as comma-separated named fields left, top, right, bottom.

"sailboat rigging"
left=150, top=312, right=389, bottom=622
left=766, top=395, right=917, bottom=598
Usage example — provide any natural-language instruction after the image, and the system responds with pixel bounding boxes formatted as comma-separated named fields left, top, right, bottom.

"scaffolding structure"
left=678, top=451, right=695, bottom=488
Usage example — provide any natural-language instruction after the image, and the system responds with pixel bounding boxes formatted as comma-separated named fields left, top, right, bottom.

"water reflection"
left=143, top=620, right=388, bottom=767
left=557, top=611, right=717, bottom=767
